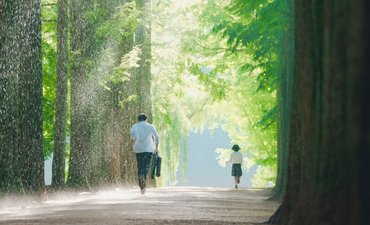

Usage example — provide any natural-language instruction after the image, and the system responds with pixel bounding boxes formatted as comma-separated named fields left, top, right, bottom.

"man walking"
left=130, top=113, right=160, bottom=195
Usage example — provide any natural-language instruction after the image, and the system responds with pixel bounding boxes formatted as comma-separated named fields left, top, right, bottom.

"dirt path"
left=0, top=187, right=278, bottom=225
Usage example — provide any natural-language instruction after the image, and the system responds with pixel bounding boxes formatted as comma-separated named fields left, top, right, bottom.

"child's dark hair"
left=232, top=144, right=240, bottom=151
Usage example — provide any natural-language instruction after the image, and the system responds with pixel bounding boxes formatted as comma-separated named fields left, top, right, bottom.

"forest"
left=1, top=0, right=369, bottom=224
left=1, top=0, right=282, bottom=190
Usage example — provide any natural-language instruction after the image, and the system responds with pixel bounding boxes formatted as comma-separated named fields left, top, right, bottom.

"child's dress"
left=229, top=151, right=243, bottom=176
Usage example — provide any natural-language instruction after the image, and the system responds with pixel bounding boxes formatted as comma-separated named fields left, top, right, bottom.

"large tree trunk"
left=271, top=0, right=295, bottom=201
left=0, top=0, right=21, bottom=191
left=103, top=86, right=122, bottom=183
left=52, top=0, right=69, bottom=188
left=18, top=0, right=44, bottom=192
left=97, top=1, right=138, bottom=183
left=119, top=29, right=138, bottom=184
left=67, top=0, right=92, bottom=188
left=0, top=0, right=44, bottom=192
left=270, top=0, right=370, bottom=224
left=121, top=64, right=139, bottom=183
left=68, top=0, right=140, bottom=187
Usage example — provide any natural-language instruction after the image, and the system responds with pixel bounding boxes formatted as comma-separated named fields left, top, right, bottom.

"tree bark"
left=0, top=0, right=44, bottom=192
left=0, top=0, right=21, bottom=191
left=67, top=0, right=92, bottom=188
left=271, top=0, right=295, bottom=201
left=271, top=0, right=370, bottom=224
left=52, top=0, right=69, bottom=188
left=18, top=0, right=44, bottom=192
left=67, top=0, right=139, bottom=187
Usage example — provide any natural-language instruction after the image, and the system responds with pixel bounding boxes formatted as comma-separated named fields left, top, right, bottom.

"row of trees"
left=0, top=0, right=154, bottom=191
left=2, top=0, right=369, bottom=223
left=1, top=0, right=285, bottom=191
left=6, top=0, right=348, bottom=195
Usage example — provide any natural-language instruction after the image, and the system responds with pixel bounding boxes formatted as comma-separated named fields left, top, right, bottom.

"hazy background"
left=176, top=128, right=255, bottom=188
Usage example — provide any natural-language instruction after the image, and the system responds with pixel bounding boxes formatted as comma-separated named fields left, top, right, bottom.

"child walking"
left=228, top=144, right=243, bottom=189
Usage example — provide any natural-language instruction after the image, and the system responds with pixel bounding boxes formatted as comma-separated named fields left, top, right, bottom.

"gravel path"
left=0, top=187, right=278, bottom=225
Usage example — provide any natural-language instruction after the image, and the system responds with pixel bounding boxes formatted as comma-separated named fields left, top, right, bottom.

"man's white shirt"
left=130, top=121, right=160, bottom=153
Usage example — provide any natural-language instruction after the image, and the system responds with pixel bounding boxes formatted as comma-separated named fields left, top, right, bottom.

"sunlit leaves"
left=96, top=2, right=137, bottom=42
left=101, top=46, right=141, bottom=87
left=255, top=105, right=277, bottom=130
left=212, top=0, right=286, bottom=91
left=153, top=1, right=279, bottom=186
left=42, top=2, right=57, bottom=158
left=174, top=0, right=281, bottom=186
left=189, top=64, right=228, bottom=101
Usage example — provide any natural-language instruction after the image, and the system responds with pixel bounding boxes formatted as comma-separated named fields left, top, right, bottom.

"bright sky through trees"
left=151, top=0, right=278, bottom=187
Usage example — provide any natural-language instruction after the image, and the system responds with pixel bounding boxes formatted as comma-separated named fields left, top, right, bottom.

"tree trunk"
left=18, top=0, right=44, bottom=192
left=117, top=32, right=138, bottom=184
left=52, top=0, right=69, bottom=188
left=271, top=0, right=370, bottom=224
left=67, top=0, right=92, bottom=188
left=0, top=0, right=44, bottom=192
left=0, top=0, right=21, bottom=191
left=68, top=0, right=139, bottom=187
left=270, top=0, right=295, bottom=201
left=121, top=76, right=139, bottom=183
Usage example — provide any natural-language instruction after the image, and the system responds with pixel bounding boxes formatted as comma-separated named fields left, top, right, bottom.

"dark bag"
left=150, top=153, right=161, bottom=179
left=155, top=155, right=161, bottom=177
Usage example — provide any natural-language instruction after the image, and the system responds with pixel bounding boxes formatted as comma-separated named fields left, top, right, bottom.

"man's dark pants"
left=135, top=152, right=153, bottom=190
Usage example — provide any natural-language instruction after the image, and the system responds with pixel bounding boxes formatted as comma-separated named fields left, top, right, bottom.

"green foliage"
left=172, top=0, right=282, bottom=186
left=151, top=0, right=218, bottom=185
left=41, top=0, right=58, bottom=158
left=38, top=0, right=285, bottom=187
left=149, top=0, right=281, bottom=186
left=42, top=40, right=56, bottom=158
left=89, top=1, right=139, bottom=90
left=255, top=105, right=277, bottom=130
left=189, top=64, right=228, bottom=101
left=212, top=0, right=288, bottom=91
left=95, top=2, right=137, bottom=43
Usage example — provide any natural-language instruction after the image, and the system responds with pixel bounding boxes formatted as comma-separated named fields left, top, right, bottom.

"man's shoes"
left=140, top=188, right=146, bottom=195
left=235, top=185, right=238, bottom=190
